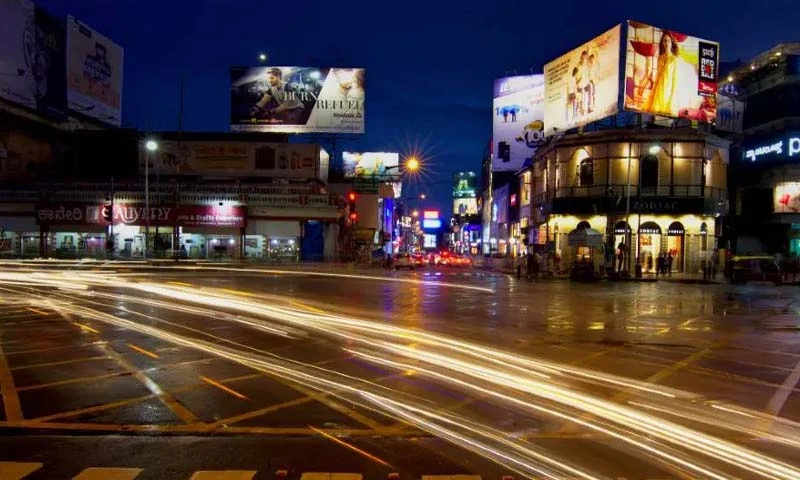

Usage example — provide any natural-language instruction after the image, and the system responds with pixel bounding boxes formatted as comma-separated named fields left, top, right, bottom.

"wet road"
left=1, top=262, right=800, bottom=479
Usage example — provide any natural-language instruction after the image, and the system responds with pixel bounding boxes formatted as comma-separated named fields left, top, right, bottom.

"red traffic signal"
left=349, top=212, right=358, bottom=222
left=347, top=192, right=357, bottom=202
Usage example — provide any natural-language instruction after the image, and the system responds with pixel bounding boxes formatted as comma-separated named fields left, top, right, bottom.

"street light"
left=258, top=53, right=268, bottom=62
left=648, top=145, right=660, bottom=155
left=412, top=210, right=419, bottom=218
left=419, top=193, right=426, bottom=200
left=144, top=140, right=158, bottom=259
left=405, top=156, right=420, bottom=172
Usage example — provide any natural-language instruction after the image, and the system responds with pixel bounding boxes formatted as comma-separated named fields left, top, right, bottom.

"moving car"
left=394, top=253, right=416, bottom=269
left=726, top=255, right=782, bottom=285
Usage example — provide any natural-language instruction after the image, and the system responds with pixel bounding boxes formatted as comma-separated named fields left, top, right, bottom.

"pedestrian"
left=656, top=253, right=664, bottom=278
left=526, top=251, right=536, bottom=280
left=710, top=250, right=719, bottom=279
left=666, top=252, right=673, bottom=276
left=646, top=254, right=653, bottom=273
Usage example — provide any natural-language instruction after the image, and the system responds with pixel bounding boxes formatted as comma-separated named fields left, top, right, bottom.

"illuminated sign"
left=743, top=136, right=800, bottom=162
left=423, top=234, right=437, bottom=249
left=775, top=182, right=800, bottom=213
left=422, top=219, right=442, bottom=229
left=423, top=210, right=440, bottom=220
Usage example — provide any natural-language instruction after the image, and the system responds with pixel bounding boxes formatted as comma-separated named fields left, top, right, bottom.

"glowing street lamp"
left=412, top=210, right=419, bottom=218
left=419, top=193, right=426, bottom=200
left=405, top=156, right=420, bottom=172
left=144, top=139, right=158, bottom=259
left=258, top=53, right=268, bottom=62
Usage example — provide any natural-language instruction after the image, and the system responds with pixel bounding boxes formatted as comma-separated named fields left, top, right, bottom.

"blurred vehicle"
left=394, top=253, right=416, bottom=269
left=451, top=255, right=473, bottom=267
left=437, top=250, right=451, bottom=266
left=412, top=253, right=427, bottom=267
left=726, top=255, right=781, bottom=285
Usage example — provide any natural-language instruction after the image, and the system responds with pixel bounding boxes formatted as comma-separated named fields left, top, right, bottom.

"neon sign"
left=744, top=136, right=800, bottom=162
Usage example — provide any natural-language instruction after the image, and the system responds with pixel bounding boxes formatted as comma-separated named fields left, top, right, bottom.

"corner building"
left=522, top=128, right=729, bottom=274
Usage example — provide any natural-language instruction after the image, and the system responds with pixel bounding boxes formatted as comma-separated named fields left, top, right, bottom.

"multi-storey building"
left=519, top=127, right=729, bottom=274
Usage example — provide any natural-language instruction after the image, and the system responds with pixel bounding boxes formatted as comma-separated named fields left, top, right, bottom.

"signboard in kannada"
left=36, top=204, right=245, bottom=227
left=230, top=66, right=364, bottom=133
left=623, top=21, right=719, bottom=123
left=742, top=134, right=800, bottom=163
left=543, top=25, right=621, bottom=134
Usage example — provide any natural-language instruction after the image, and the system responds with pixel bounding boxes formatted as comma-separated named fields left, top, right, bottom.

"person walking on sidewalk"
left=656, top=253, right=665, bottom=278
left=666, top=252, right=673, bottom=276
left=709, top=249, right=719, bottom=279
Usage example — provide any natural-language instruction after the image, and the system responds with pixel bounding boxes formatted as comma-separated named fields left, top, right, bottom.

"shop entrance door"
left=667, top=222, right=685, bottom=272
left=638, top=222, right=662, bottom=273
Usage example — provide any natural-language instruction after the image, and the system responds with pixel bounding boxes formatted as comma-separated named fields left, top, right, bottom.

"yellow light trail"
left=308, top=425, right=392, bottom=467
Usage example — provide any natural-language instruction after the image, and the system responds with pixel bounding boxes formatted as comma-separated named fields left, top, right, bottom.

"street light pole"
left=145, top=140, right=158, bottom=259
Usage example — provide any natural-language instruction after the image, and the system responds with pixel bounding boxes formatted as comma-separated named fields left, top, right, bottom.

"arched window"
left=579, top=158, right=594, bottom=186
left=576, top=220, right=591, bottom=230
left=641, top=155, right=659, bottom=188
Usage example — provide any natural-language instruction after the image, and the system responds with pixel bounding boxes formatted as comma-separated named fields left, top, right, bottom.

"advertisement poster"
left=230, top=66, right=365, bottom=133
left=0, top=0, right=36, bottom=109
left=775, top=183, right=800, bottom=213
left=453, top=171, right=478, bottom=215
left=34, top=7, right=67, bottom=116
left=66, top=16, right=124, bottom=126
left=716, top=94, right=743, bottom=133
left=624, top=21, right=719, bottom=123
left=140, top=141, right=320, bottom=180
left=36, top=204, right=245, bottom=227
left=492, top=75, right=545, bottom=171
left=544, top=25, right=621, bottom=134
left=342, top=152, right=399, bottom=178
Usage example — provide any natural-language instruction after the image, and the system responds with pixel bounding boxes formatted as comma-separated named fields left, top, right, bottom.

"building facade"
left=520, top=128, right=729, bottom=274
left=720, top=43, right=800, bottom=256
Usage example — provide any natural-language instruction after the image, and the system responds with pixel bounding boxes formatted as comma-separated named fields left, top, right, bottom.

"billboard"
left=715, top=94, right=743, bottom=133
left=34, top=7, right=67, bottom=117
left=139, top=141, right=321, bottom=179
left=36, top=204, right=245, bottom=227
left=343, top=151, right=399, bottom=178
left=492, top=75, right=544, bottom=171
left=453, top=172, right=478, bottom=215
left=0, top=0, right=36, bottom=109
left=775, top=183, right=800, bottom=213
left=230, top=66, right=365, bottom=133
left=623, top=21, right=719, bottom=122
left=66, top=16, right=124, bottom=126
left=544, top=25, right=621, bottom=134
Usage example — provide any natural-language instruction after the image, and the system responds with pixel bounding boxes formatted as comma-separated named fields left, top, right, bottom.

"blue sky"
left=40, top=0, right=800, bottom=214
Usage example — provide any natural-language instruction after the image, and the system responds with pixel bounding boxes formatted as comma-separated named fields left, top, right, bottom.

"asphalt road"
left=0, top=261, right=799, bottom=479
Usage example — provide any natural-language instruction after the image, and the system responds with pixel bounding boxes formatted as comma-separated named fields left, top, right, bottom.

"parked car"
left=726, top=255, right=782, bottom=285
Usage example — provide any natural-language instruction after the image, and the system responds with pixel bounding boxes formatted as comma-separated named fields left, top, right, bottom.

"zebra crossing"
left=0, top=463, right=486, bottom=480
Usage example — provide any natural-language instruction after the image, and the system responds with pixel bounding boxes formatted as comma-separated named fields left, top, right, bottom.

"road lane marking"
left=0, top=462, right=42, bottom=479
left=72, top=322, right=100, bottom=334
left=11, top=355, right=109, bottom=371
left=189, top=471, right=257, bottom=480
left=200, top=375, right=249, bottom=400
left=98, top=343, right=203, bottom=425
left=25, top=307, right=49, bottom=316
left=73, top=467, right=143, bottom=479
left=167, top=281, right=193, bottom=287
left=210, top=395, right=315, bottom=429
left=309, top=425, right=392, bottom=467
left=765, top=355, right=800, bottom=418
left=127, top=343, right=159, bottom=359
left=222, top=288, right=254, bottom=297
left=0, top=343, right=23, bottom=421
left=289, top=300, right=327, bottom=314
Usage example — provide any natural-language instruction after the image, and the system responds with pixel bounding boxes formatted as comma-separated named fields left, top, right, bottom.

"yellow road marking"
left=0, top=343, right=23, bottom=421
left=25, top=307, right=49, bottom=316
left=222, top=288, right=254, bottom=297
left=98, top=344, right=203, bottom=425
left=0, top=462, right=43, bottom=479
left=72, top=322, right=100, bottom=334
left=189, top=471, right=257, bottom=480
left=211, top=396, right=315, bottom=428
left=310, top=425, right=392, bottom=467
left=128, top=343, right=159, bottom=359
left=73, top=467, right=143, bottom=479
left=168, top=281, right=193, bottom=287
left=289, top=300, right=327, bottom=314
left=201, top=375, right=249, bottom=400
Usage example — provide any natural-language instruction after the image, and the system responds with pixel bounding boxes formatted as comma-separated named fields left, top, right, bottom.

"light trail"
left=2, top=269, right=800, bottom=479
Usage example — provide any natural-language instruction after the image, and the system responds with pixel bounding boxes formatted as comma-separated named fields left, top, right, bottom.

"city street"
left=1, top=262, right=800, bottom=479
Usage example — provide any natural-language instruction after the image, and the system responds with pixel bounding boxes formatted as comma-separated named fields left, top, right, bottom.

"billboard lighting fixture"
left=145, top=140, right=158, bottom=152
left=648, top=145, right=660, bottom=155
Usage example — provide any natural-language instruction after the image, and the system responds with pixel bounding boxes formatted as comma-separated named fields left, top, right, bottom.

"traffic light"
left=347, top=192, right=357, bottom=223
left=102, top=204, right=113, bottom=223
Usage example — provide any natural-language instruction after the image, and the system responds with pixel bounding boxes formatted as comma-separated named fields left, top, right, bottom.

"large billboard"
left=34, top=7, right=67, bottom=117
left=775, top=183, right=800, bottom=213
left=0, top=0, right=36, bottom=109
left=342, top=152, right=398, bottom=178
left=623, top=21, right=719, bottom=122
left=492, top=75, right=544, bottom=171
left=544, top=25, right=621, bottom=135
left=139, top=141, right=321, bottom=180
left=230, top=66, right=365, bottom=134
left=66, top=16, right=124, bottom=126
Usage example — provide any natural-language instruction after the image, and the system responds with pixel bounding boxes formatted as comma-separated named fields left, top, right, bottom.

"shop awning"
left=567, top=228, right=604, bottom=247
left=638, top=221, right=662, bottom=234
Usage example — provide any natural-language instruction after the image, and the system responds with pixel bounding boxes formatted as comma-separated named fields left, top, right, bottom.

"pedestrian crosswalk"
left=0, top=463, right=487, bottom=480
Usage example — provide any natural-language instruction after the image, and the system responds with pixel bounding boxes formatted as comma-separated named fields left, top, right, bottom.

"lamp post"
left=145, top=140, right=158, bottom=259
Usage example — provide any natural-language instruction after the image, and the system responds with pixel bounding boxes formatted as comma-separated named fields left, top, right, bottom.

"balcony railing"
left=532, top=184, right=727, bottom=204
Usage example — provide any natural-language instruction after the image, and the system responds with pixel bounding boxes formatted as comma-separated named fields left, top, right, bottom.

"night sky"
left=39, top=0, right=800, bottom=215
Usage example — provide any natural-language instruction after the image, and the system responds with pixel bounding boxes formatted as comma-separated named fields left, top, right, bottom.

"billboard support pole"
left=144, top=151, right=149, bottom=259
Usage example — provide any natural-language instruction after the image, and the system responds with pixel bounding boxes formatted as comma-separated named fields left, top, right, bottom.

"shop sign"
left=37, top=203, right=245, bottom=227
left=743, top=135, right=800, bottom=163
left=631, top=198, right=706, bottom=214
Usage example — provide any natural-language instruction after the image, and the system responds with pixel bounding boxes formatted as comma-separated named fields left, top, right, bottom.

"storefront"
left=245, top=219, right=301, bottom=262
